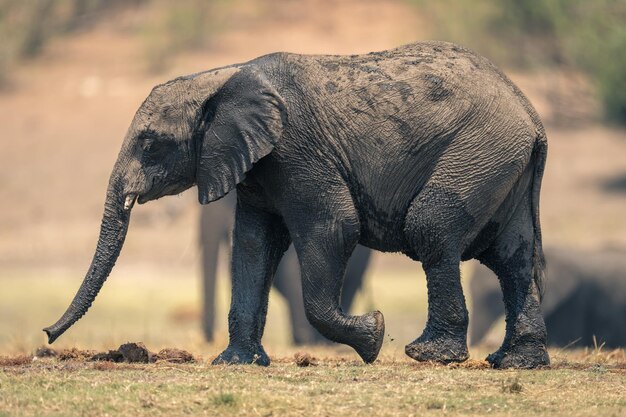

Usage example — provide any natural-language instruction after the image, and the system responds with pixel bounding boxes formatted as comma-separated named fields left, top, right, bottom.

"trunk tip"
left=42, top=327, right=60, bottom=344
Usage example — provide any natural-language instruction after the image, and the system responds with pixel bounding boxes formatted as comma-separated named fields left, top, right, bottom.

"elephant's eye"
left=141, top=138, right=155, bottom=152
left=140, top=136, right=177, bottom=162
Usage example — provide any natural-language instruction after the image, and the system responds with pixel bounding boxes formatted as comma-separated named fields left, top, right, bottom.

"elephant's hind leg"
left=403, top=188, right=470, bottom=364
left=478, top=201, right=549, bottom=369
left=285, top=185, right=384, bottom=363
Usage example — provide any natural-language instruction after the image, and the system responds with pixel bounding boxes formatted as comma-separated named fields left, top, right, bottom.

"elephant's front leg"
left=212, top=199, right=290, bottom=366
left=286, top=193, right=385, bottom=363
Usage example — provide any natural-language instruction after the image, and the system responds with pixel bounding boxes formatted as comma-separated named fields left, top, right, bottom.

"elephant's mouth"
left=123, top=192, right=152, bottom=210
left=124, top=189, right=161, bottom=209
left=125, top=189, right=160, bottom=208
left=135, top=186, right=161, bottom=205
left=126, top=178, right=159, bottom=208
left=129, top=182, right=192, bottom=209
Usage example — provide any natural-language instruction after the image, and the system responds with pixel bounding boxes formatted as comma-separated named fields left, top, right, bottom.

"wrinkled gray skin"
left=200, top=192, right=371, bottom=344
left=44, top=41, right=549, bottom=368
left=470, top=246, right=626, bottom=348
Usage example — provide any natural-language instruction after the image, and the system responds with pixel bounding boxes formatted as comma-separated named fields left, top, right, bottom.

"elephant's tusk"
left=124, top=194, right=137, bottom=211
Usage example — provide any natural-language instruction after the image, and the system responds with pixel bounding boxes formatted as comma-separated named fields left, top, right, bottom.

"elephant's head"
left=44, top=66, right=287, bottom=343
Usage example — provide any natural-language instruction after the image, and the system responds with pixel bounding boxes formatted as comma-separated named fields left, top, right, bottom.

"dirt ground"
left=1, top=349, right=625, bottom=417
left=0, top=0, right=624, bottom=271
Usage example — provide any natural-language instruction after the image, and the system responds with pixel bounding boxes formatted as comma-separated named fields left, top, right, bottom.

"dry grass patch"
left=0, top=355, right=31, bottom=367
left=1, top=351, right=625, bottom=417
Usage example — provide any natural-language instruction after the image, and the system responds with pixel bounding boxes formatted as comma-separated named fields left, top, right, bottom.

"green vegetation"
left=212, top=392, right=237, bottom=407
left=412, top=0, right=626, bottom=124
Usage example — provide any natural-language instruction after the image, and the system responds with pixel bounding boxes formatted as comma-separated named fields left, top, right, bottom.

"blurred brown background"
left=1, top=0, right=625, bottom=354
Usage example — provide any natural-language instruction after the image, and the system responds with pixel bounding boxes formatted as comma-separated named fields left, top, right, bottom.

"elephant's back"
left=270, top=41, right=540, bottom=145
left=276, top=42, right=522, bottom=102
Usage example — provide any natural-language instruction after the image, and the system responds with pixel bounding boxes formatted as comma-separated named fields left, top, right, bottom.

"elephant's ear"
left=196, top=67, right=287, bottom=204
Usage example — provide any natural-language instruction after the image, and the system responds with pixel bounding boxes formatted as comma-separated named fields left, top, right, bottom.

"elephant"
left=44, top=40, right=549, bottom=368
left=199, top=192, right=372, bottom=344
left=470, top=246, right=626, bottom=348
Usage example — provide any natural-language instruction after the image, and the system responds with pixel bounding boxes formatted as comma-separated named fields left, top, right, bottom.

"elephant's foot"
left=348, top=310, right=385, bottom=364
left=211, top=344, right=270, bottom=366
left=487, top=340, right=550, bottom=369
left=405, top=331, right=468, bottom=364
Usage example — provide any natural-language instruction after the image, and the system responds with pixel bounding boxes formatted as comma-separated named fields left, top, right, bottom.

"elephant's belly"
left=348, top=144, right=436, bottom=253
left=358, top=228, right=406, bottom=253
left=356, top=202, right=410, bottom=253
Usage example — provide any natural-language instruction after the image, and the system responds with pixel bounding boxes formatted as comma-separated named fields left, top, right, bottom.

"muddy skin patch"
left=404, top=57, right=434, bottom=66
left=388, top=115, right=414, bottom=139
left=325, top=81, right=338, bottom=94
left=377, top=81, right=415, bottom=102
left=320, top=61, right=339, bottom=72
left=353, top=63, right=392, bottom=81
left=424, top=74, right=452, bottom=102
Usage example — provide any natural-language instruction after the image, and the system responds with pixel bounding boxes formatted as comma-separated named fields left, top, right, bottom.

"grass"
left=1, top=264, right=625, bottom=416
left=1, top=353, right=625, bottom=417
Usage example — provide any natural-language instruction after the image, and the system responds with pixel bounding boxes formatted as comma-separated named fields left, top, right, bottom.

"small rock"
left=155, top=348, right=195, bottom=363
left=118, top=342, right=151, bottom=363
left=294, top=352, right=317, bottom=367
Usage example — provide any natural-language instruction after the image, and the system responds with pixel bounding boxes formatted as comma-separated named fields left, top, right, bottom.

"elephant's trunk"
left=43, top=171, right=131, bottom=344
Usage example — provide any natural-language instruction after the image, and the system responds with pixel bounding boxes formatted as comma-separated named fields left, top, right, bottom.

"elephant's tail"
left=530, top=130, right=548, bottom=301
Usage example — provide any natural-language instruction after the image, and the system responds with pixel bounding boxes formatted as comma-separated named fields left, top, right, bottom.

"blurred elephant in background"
left=200, top=192, right=372, bottom=344
left=470, top=246, right=626, bottom=348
